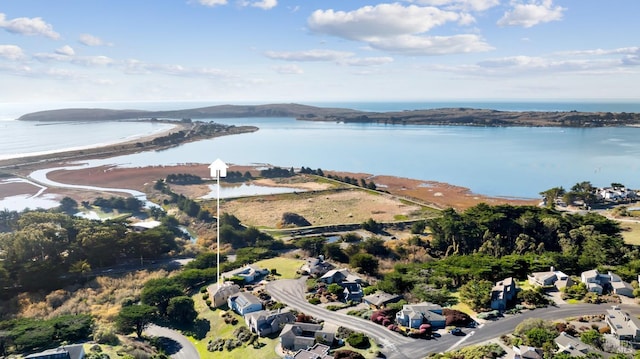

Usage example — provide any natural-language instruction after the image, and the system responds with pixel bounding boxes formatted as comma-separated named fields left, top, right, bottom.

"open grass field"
left=253, top=257, right=305, bottom=279
left=214, top=188, right=428, bottom=229
left=620, top=221, right=640, bottom=245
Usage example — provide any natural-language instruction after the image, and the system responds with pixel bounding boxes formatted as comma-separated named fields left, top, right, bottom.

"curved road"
left=267, top=278, right=640, bottom=358
left=145, top=324, right=199, bottom=359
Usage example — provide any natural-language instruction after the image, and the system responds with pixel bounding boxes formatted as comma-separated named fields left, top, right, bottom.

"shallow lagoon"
left=201, top=183, right=306, bottom=199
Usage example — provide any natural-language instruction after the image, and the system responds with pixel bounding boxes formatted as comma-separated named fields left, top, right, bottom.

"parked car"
left=449, top=328, right=465, bottom=336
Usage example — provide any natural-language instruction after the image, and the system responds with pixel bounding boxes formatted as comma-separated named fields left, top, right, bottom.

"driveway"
left=266, top=278, right=640, bottom=358
left=145, top=324, right=199, bottom=359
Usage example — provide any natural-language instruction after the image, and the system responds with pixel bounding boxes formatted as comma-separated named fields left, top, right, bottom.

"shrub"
left=308, top=297, right=321, bottom=305
left=346, top=332, right=370, bottom=349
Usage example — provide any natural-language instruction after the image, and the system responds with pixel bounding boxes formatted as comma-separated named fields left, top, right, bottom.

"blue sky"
left=1, top=0, right=639, bottom=103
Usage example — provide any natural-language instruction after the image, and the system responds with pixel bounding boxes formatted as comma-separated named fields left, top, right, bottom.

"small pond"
left=201, top=183, right=306, bottom=199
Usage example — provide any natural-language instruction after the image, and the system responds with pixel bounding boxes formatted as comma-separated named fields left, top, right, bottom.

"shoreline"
left=0, top=120, right=539, bottom=211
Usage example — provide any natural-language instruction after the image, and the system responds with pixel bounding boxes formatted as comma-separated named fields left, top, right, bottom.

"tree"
left=59, top=197, right=78, bottom=213
left=410, top=221, right=426, bottom=234
left=458, top=279, right=492, bottom=311
left=167, top=296, right=197, bottom=325
left=141, top=280, right=184, bottom=315
left=116, top=304, right=157, bottom=338
left=297, top=237, right=326, bottom=257
left=525, top=327, right=557, bottom=347
left=324, top=242, right=348, bottom=263
left=361, top=218, right=382, bottom=233
left=580, top=329, right=603, bottom=349
left=350, top=253, right=379, bottom=276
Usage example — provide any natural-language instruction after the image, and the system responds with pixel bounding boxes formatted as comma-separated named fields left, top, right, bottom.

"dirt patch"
left=0, top=181, right=41, bottom=197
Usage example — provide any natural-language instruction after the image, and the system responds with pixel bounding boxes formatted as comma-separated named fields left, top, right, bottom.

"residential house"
left=342, top=281, right=364, bottom=303
left=581, top=269, right=634, bottom=297
left=25, top=344, right=85, bottom=359
left=612, top=281, right=634, bottom=297
left=606, top=306, right=640, bottom=342
left=363, top=291, right=403, bottom=309
left=208, top=282, right=240, bottom=308
left=555, top=332, right=592, bottom=356
left=528, top=267, right=573, bottom=290
left=300, top=257, right=334, bottom=277
left=595, top=186, right=637, bottom=203
left=395, top=302, right=446, bottom=329
left=285, top=343, right=333, bottom=359
left=245, top=309, right=296, bottom=336
left=491, top=277, right=517, bottom=311
left=228, top=291, right=263, bottom=316
left=512, top=345, right=543, bottom=359
left=227, top=265, right=270, bottom=283
left=318, top=269, right=362, bottom=284
left=581, top=269, right=604, bottom=294
left=280, top=323, right=335, bottom=351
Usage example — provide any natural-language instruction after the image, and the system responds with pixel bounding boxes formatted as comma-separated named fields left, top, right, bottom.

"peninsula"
left=17, top=103, right=640, bottom=127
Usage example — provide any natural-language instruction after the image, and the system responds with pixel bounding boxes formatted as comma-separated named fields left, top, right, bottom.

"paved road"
left=145, top=324, right=200, bottom=359
left=266, top=279, right=640, bottom=358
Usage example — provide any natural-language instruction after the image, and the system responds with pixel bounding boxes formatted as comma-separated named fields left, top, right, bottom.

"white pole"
left=217, top=172, right=221, bottom=289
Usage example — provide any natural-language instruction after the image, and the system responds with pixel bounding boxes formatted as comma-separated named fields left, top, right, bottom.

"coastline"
left=0, top=119, right=539, bottom=211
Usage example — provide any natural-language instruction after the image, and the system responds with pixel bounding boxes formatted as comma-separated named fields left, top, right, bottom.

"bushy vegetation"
left=0, top=211, right=180, bottom=293
left=166, top=173, right=203, bottom=185
left=0, top=314, right=93, bottom=353
left=93, top=196, right=144, bottom=212
left=428, top=343, right=505, bottom=359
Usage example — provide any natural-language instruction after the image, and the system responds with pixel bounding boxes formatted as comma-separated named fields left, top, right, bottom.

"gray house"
left=606, top=306, right=640, bottom=343
left=228, top=291, right=263, bottom=316
left=245, top=309, right=296, bottom=336
left=25, top=345, right=85, bottom=359
left=280, top=322, right=334, bottom=351
left=395, top=302, right=445, bottom=329
left=491, top=277, right=517, bottom=310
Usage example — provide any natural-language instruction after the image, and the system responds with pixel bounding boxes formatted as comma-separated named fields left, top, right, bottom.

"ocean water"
left=1, top=101, right=640, bottom=199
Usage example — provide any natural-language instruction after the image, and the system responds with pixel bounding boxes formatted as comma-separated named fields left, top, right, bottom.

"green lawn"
left=190, top=290, right=278, bottom=358
left=620, top=221, right=640, bottom=245
left=254, top=257, right=305, bottom=279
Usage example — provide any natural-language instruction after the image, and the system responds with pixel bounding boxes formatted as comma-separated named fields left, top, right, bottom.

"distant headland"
left=17, top=103, right=640, bottom=127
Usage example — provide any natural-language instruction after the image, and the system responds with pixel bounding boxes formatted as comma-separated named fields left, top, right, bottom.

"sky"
left=0, top=0, right=639, bottom=104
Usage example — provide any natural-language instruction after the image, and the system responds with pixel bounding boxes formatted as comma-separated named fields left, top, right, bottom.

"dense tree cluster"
left=427, top=203, right=625, bottom=270
left=0, top=211, right=180, bottom=293
left=0, top=314, right=93, bottom=353
left=260, top=166, right=294, bottom=178
left=93, top=196, right=144, bottom=212
left=165, top=173, right=203, bottom=185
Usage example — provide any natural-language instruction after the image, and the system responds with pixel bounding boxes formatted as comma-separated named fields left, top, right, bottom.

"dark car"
left=450, top=328, right=465, bottom=336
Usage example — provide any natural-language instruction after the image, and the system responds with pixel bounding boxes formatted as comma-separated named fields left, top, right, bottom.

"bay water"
left=1, top=101, right=640, bottom=199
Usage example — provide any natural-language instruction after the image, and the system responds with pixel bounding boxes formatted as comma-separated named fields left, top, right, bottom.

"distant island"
left=17, top=103, right=640, bottom=127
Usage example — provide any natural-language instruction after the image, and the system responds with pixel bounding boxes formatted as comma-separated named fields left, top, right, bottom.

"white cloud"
left=242, top=0, right=277, bottom=10
left=560, top=47, right=640, bottom=56
left=308, top=4, right=460, bottom=41
left=0, top=44, right=26, bottom=60
left=273, top=64, right=304, bottom=74
left=339, top=56, right=394, bottom=66
left=79, top=34, right=109, bottom=46
left=265, top=49, right=353, bottom=62
left=407, top=0, right=500, bottom=12
left=198, top=0, right=228, bottom=6
left=498, top=0, right=565, bottom=28
left=0, top=13, right=60, bottom=39
left=308, top=3, right=490, bottom=55
left=123, top=59, right=233, bottom=78
left=55, top=45, right=75, bottom=56
left=265, top=49, right=394, bottom=67
left=370, top=34, right=493, bottom=55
